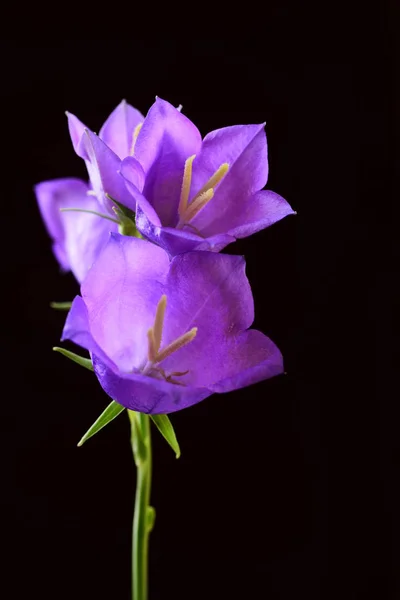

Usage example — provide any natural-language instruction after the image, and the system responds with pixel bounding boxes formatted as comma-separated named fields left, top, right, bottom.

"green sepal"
left=53, top=347, right=93, bottom=371
left=146, top=506, right=156, bottom=533
left=105, top=193, right=142, bottom=238
left=77, top=400, right=125, bottom=447
left=119, top=218, right=142, bottom=238
left=50, top=301, right=72, bottom=310
left=150, top=414, right=181, bottom=458
left=106, top=194, right=136, bottom=222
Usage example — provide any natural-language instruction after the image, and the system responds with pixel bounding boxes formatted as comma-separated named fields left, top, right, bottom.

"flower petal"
left=192, top=124, right=268, bottom=194
left=122, top=171, right=236, bottom=255
left=99, top=100, right=144, bottom=159
left=224, top=190, right=295, bottom=239
left=120, top=156, right=146, bottom=194
left=81, top=234, right=170, bottom=372
left=80, top=130, right=136, bottom=213
left=189, top=124, right=269, bottom=235
left=155, top=252, right=254, bottom=378
left=36, top=178, right=87, bottom=245
left=133, top=202, right=234, bottom=256
left=63, top=208, right=119, bottom=284
left=208, top=329, right=284, bottom=392
left=92, top=355, right=211, bottom=414
left=66, top=112, right=89, bottom=159
left=35, top=178, right=116, bottom=282
left=134, top=98, right=202, bottom=226
left=156, top=251, right=282, bottom=390
left=61, top=296, right=117, bottom=369
left=120, top=157, right=165, bottom=242
left=52, top=242, right=69, bottom=271
left=187, top=232, right=235, bottom=253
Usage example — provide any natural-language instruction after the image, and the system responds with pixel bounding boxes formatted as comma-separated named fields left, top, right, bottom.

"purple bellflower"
left=119, top=98, right=295, bottom=256
left=35, top=100, right=144, bottom=281
left=61, top=234, right=284, bottom=414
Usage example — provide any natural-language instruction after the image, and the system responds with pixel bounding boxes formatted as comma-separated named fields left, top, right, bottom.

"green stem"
left=128, top=411, right=152, bottom=600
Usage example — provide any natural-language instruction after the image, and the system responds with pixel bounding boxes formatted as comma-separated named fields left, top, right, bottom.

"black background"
left=2, top=14, right=397, bottom=600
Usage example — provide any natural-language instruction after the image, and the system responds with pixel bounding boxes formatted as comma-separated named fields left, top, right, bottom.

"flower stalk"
left=129, top=410, right=153, bottom=600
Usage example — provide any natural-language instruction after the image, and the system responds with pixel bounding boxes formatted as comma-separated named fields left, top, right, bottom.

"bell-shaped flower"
left=35, top=100, right=144, bottom=280
left=120, top=98, right=295, bottom=256
left=61, top=234, right=284, bottom=414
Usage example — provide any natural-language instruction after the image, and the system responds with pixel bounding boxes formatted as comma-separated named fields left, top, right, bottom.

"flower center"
left=176, top=155, right=229, bottom=229
left=142, top=295, right=197, bottom=384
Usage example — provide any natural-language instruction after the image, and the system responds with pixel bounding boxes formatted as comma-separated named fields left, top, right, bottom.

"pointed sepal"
left=50, top=301, right=72, bottom=311
left=150, top=414, right=181, bottom=458
left=77, top=400, right=125, bottom=447
left=53, top=347, right=93, bottom=371
left=106, top=193, right=142, bottom=238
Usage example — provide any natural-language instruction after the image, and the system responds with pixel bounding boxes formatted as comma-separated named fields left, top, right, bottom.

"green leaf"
left=53, top=347, right=93, bottom=371
left=150, top=414, right=181, bottom=458
left=147, top=506, right=156, bottom=533
left=77, top=400, right=125, bottom=447
left=50, top=301, right=72, bottom=310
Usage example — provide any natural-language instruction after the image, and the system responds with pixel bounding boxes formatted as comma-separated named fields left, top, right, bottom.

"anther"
left=190, top=162, right=229, bottom=203
left=178, top=155, right=196, bottom=217
left=147, top=328, right=157, bottom=362
left=130, top=123, right=143, bottom=155
left=153, top=295, right=167, bottom=352
left=156, top=328, right=197, bottom=363
left=177, top=161, right=229, bottom=228
left=182, top=189, right=214, bottom=223
left=143, top=296, right=198, bottom=377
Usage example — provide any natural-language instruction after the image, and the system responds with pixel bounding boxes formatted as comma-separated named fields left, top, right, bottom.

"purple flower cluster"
left=36, top=98, right=294, bottom=413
